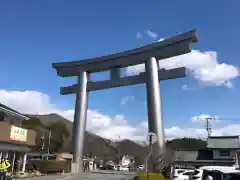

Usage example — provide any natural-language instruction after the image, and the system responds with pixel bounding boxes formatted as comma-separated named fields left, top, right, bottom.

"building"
left=174, top=136, right=240, bottom=168
left=207, top=136, right=240, bottom=160
left=0, top=103, right=37, bottom=173
left=0, top=103, right=29, bottom=126
left=120, top=154, right=134, bottom=167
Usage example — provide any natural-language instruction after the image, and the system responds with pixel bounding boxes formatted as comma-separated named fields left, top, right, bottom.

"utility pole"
left=205, top=117, right=212, bottom=138
left=47, top=128, right=51, bottom=160
left=117, top=136, right=121, bottom=165
left=40, top=135, right=45, bottom=160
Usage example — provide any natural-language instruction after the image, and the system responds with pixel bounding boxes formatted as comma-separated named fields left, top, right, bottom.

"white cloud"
left=120, top=96, right=134, bottom=105
left=0, top=89, right=146, bottom=140
left=182, top=84, right=194, bottom=91
left=136, top=32, right=143, bottom=39
left=125, top=50, right=239, bottom=88
left=136, top=30, right=158, bottom=40
left=157, top=38, right=164, bottom=42
left=165, top=124, right=240, bottom=139
left=192, top=114, right=220, bottom=124
left=0, top=89, right=239, bottom=141
left=137, top=119, right=240, bottom=140
left=145, top=30, right=158, bottom=40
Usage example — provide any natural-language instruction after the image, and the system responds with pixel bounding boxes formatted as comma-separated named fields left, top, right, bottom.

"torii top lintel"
left=52, top=30, right=197, bottom=77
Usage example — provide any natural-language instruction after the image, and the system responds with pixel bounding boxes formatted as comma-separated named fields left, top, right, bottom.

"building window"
left=219, top=150, right=230, bottom=156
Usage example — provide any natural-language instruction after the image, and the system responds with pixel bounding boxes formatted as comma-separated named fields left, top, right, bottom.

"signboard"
left=147, top=132, right=157, bottom=145
left=9, top=125, right=28, bottom=143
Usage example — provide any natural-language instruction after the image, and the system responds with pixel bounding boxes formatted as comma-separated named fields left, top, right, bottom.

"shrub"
left=134, top=172, right=165, bottom=180
left=26, top=160, right=70, bottom=174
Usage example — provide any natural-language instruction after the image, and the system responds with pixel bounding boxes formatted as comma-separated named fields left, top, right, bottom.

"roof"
left=209, top=136, right=239, bottom=139
left=0, top=103, right=29, bottom=120
left=207, top=137, right=240, bottom=149
left=53, top=30, right=197, bottom=76
left=174, top=160, right=235, bottom=166
left=0, top=141, right=31, bottom=152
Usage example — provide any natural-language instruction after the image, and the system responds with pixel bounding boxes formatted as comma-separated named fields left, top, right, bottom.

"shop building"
left=0, top=103, right=37, bottom=173
left=174, top=136, right=240, bottom=168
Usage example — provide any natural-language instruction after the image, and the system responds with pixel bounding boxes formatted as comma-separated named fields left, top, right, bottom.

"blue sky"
left=1, top=0, right=240, bottom=139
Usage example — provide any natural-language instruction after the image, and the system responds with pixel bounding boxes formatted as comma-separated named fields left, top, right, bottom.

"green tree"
left=22, top=117, right=42, bottom=130
left=22, top=117, right=45, bottom=152
left=47, top=121, right=70, bottom=152
left=22, top=118, right=70, bottom=153
left=166, top=138, right=206, bottom=150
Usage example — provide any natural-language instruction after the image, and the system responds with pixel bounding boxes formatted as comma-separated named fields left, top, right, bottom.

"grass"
left=134, top=172, right=165, bottom=180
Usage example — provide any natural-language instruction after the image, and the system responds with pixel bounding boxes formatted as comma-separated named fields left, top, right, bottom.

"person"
left=0, top=157, right=11, bottom=180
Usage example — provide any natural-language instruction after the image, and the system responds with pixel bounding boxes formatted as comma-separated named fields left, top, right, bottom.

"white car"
left=175, top=169, right=202, bottom=180
left=175, top=166, right=240, bottom=180
left=200, top=166, right=240, bottom=173
left=173, top=168, right=193, bottom=180
left=119, top=165, right=129, bottom=171
left=137, top=165, right=145, bottom=171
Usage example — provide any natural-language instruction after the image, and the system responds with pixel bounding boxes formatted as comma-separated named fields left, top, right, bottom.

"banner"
left=9, top=125, right=28, bottom=142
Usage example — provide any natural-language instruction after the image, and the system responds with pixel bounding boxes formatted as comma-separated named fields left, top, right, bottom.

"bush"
left=26, top=160, right=70, bottom=174
left=134, top=172, right=165, bottom=180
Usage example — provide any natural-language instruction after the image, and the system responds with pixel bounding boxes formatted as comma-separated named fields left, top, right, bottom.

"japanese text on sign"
left=9, top=125, right=28, bottom=142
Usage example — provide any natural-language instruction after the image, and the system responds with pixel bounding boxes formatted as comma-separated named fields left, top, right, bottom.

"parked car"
left=137, top=165, right=145, bottom=171
left=99, top=164, right=114, bottom=170
left=119, top=165, right=129, bottom=171
left=174, top=166, right=240, bottom=180
left=173, top=168, right=193, bottom=180
left=176, top=169, right=201, bottom=180
left=128, top=166, right=137, bottom=171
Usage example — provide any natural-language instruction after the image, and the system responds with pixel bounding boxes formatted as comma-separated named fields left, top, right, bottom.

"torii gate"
left=52, top=30, right=198, bottom=173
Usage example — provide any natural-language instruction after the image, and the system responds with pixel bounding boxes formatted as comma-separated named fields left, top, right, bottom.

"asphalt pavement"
left=14, top=171, right=136, bottom=180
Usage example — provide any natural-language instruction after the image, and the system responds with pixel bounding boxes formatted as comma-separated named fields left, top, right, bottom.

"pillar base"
left=71, top=163, right=79, bottom=174
left=71, top=162, right=84, bottom=174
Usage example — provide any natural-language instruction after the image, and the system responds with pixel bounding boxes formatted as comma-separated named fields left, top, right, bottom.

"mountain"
left=26, top=113, right=206, bottom=165
left=134, top=140, right=148, bottom=147
left=27, top=114, right=72, bottom=130
left=27, top=113, right=148, bottom=163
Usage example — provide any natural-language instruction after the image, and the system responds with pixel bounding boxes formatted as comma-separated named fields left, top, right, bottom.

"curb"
left=12, top=174, right=44, bottom=179
left=92, top=171, right=135, bottom=175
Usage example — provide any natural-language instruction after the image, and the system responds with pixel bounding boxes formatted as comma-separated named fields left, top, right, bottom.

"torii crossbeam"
left=52, top=30, right=198, bottom=173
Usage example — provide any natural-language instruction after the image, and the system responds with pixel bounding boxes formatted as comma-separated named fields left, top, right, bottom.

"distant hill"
left=26, top=113, right=206, bottom=164
left=26, top=113, right=147, bottom=163
left=27, top=114, right=72, bottom=129
left=166, top=137, right=206, bottom=150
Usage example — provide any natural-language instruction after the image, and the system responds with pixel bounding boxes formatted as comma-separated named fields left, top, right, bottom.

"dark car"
left=100, top=164, right=114, bottom=170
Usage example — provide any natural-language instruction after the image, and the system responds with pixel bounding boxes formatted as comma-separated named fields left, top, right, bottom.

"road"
left=15, top=171, right=136, bottom=180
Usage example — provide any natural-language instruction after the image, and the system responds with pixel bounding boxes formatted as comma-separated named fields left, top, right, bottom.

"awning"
left=0, top=141, right=31, bottom=152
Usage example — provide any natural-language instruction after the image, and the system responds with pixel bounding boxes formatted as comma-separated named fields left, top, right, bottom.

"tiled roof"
left=0, top=103, right=29, bottom=120
left=207, top=137, right=240, bottom=149
left=209, top=136, right=239, bottom=139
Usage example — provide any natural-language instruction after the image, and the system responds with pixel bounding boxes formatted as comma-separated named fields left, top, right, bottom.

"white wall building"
left=120, top=154, right=134, bottom=166
left=207, top=136, right=240, bottom=160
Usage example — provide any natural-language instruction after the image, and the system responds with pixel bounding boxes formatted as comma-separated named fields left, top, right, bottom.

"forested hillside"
left=24, top=114, right=207, bottom=165
left=166, top=138, right=207, bottom=150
